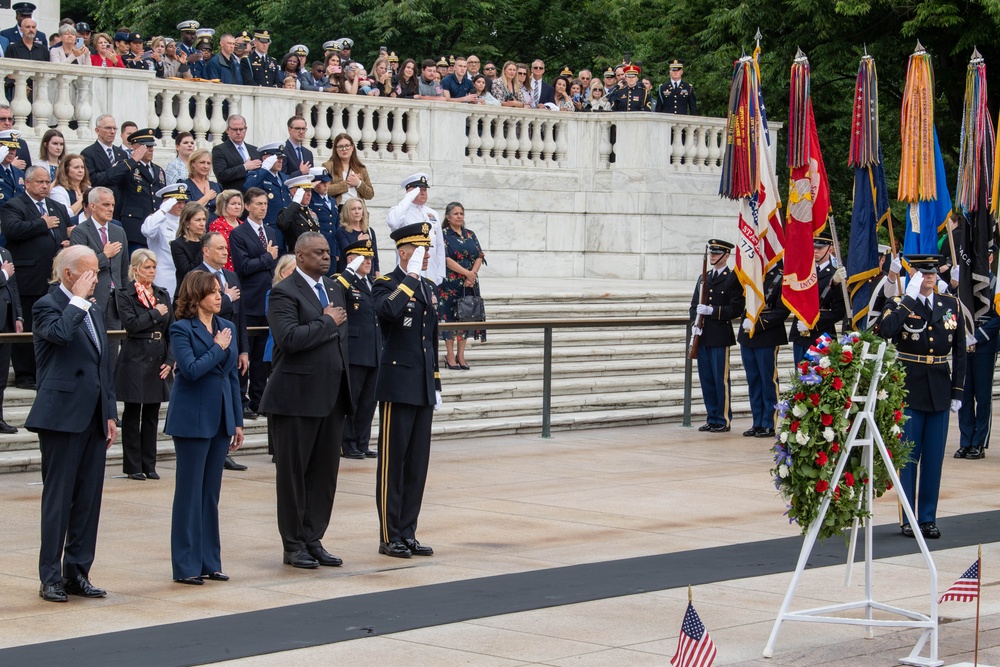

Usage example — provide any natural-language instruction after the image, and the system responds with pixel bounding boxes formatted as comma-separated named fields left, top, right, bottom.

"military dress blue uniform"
left=106, top=129, right=166, bottom=253
left=608, top=67, right=650, bottom=112
left=738, top=264, right=789, bottom=437
left=690, top=239, right=745, bottom=432
left=957, top=271, right=1000, bottom=459
left=245, top=168, right=289, bottom=228
left=879, top=255, right=966, bottom=539
left=309, top=192, right=341, bottom=274
left=789, top=261, right=846, bottom=364
left=240, top=49, right=280, bottom=87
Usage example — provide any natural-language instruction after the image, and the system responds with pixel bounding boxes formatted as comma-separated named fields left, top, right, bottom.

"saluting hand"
left=71, top=269, right=97, bottom=298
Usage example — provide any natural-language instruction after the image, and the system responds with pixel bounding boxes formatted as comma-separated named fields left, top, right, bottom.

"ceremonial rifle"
left=689, top=245, right=708, bottom=359
left=827, top=214, right=853, bottom=330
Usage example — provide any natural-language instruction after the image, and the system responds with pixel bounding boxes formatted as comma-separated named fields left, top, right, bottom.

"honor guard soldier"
left=240, top=29, right=280, bottom=87
left=738, top=261, right=789, bottom=438
left=307, top=167, right=341, bottom=273
left=956, top=243, right=1000, bottom=460
left=879, top=255, right=966, bottom=540
left=789, top=227, right=846, bottom=364
left=608, top=63, right=651, bottom=111
left=275, top=174, right=322, bottom=253
left=336, top=240, right=380, bottom=459
left=656, top=60, right=697, bottom=115
left=108, top=128, right=166, bottom=254
left=690, top=239, right=745, bottom=432
left=244, top=142, right=290, bottom=235
left=372, top=222, right=441, bottom=559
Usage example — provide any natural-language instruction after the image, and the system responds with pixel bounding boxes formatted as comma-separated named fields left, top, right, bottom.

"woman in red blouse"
left=208, top=189, right=244, bottom=272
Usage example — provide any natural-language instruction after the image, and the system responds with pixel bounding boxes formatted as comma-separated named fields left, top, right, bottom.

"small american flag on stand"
left=939, top=559, right=980, bottom=603
left=670, top=602, right=717, bottom=667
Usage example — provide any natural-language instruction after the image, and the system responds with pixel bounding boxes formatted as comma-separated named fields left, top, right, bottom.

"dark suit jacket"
left=170, top=238, right=203, bottom=293
left=0, top=193, right=70, bottom=295
left=190, top=263, right=249, bottom=355
left=0, top=246, right=23, bottom=330
left=211, top=138, right=260, bottom=192
left=281, top=140, right=314, bottom=176
left=259, top=271, right=352, bottom=417
left=114, top=282, right=173, bottom=403
left=25, top=288, right=117, bottom=434
left=229, top=220, right=278, bottom=318
left=164, top=315, right=243, bottom=438
left=788, top=263, right=847, bottom=346
left=81, top=141, right=128, bottom=188
left=336, top=269, right=380, bottom=367
left=70, top=219, right=129, bottom=315
left=529, top=80, right=555, bottom=107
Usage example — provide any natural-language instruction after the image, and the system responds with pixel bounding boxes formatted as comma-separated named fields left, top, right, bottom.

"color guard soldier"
left=879, top=254, right=966, bottom=540
left=789, top=228, right=846, bottom=364
left=690, top=239, right=745, bottom=432
left=956, top=243, right=1000, bottom=460
left=738, top=261, right=789, bottom=438
left=107, top=128, right=165, bottom=253
left=608, top=64, right=650, bottom=111
left=240, top=29, right=280, bottom=87
left=244, top=142, right=290, bottom=235
left=372, top=222, right=441, bottom=558
left=336, top=239, right=380, bottom=459
left=656, top=60, right=697, bottom=115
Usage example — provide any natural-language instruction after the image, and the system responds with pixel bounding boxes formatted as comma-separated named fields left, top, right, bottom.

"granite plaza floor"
left=0, top=419, right=998, bottom=666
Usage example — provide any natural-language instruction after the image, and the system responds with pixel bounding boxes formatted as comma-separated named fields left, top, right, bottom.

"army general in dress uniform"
left=656, top=60, right=697, bottom=115
left=107, top=128, right=166, bottom=255
left=879, top=255, right=966, bottom=540
left=372, top=223, right=441, bottom=559
left=240, top=30, right=280, bottom=88
left=608, top=64, right=650, bottom=112
left=738, top=261, right=789, bottom=439
left=789, top=228, right=846, bottom=364
left=690, top=239, right=745, bottom=432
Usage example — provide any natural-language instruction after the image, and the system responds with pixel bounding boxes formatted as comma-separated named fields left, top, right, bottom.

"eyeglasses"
left=484, top=66, right=496, bottom=71
left=532, top=66, right=544, bottom=70
left=0, top=116, right=13, bottom=124
left=517, top=71, right=527, bottom=76
left=228, top=126, right=247, bottom=133
left=290, top=125, right=307, bottom=131
left=625, top=74, right=638, bottom=78
left=336, top=144, right=352, bottom=151
left=467, top=60, right=479, bottom=65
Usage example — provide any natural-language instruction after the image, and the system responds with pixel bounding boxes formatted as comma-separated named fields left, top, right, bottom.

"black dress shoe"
left=966, top=446, right=984, bottom=460
left=698, top=423, right=713, bottom=432
left=920, top=522, right=941, bottom=539
left=445, top=363, right=461, bottom=370
left=174, top=576, right=204, bottom=585
left=224, top=456, right=247, bottom=471
left=363, top=449, right=377, bottom=459
left=901, top=524, right=914, bottom=538
left=378, top=541, right=412, bottom=558
left=342, top=450, right=365, bottom=460
left=0, top=420, right=17, bottom=434
left=708, top=424, right=731, bottom=432
left=39, top=583, right=67, bottom=602
left=242, top=408, right=259, bottom=420
left=954, top=448, right=968, bottom=458
left=307, top=546, right=343, bottom=566
left=128, top=473, right=145, bottom=481
left=145, top=471, right=160, bottom=480
left=201, top=571, right=230, bottom=581
left=404, top=539, right=433, bottom=556
left=283, top=549, right=319, bottom=568
left=755, top=428, right=776, bottom=439
left=742, top=427, right=760, bottom=437
left=62, top=575, right=106, bottom=598
left=15, top=379, right=36, bottom=390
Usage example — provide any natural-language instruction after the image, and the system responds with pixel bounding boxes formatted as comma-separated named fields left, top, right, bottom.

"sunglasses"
left=532, top=66, right=544, bottom=70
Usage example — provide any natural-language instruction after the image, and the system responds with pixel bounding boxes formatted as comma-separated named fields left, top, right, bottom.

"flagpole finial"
left=970, top=47, right=983, bottom=64
left=755, top=27, right=762, bottom=46
left=863, top=43, right=868, bottom=57
left=741, top=47, right=747, bottom=59
left=794, top=47, right=808, bottom=64
left=914, top=40, right=926, bottom=55
left=688, top=584, right=693, bottom=602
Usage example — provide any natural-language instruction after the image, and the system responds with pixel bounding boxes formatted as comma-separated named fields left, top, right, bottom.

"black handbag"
left=455, top=286, right=486, bottom=322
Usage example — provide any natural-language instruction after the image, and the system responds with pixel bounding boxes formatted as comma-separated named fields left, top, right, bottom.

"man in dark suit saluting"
left=28, top=246, right=119, bottom=602
left=211, top=115, right=261, bottom=192
left=260, top=232, right=352, bottom=569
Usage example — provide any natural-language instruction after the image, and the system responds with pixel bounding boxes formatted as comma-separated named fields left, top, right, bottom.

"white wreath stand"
left=762, top=341, right=942, bottom=666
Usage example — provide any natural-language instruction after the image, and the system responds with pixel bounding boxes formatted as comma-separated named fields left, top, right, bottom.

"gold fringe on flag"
left=898, top=41, right=936, bottom=202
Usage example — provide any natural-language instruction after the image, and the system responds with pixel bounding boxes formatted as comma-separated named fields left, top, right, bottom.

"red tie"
left=99, top=226, right=108, bottom=246
left=258, top=225, right=267, bottom=249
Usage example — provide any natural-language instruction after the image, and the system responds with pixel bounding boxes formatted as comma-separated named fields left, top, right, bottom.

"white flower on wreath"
left=796, top=431, right=809, bottom=445
left=878, top=389, right=889, bottom=400
left=780, top=431, right=789, bottom=443
left=778, top=464, right=789, bottom=478
left=847, top=485, right=855, bottom=500
left=891, top=424, right=901, bottom=435
left=819, top=357, right=831, bottom=369
left=823, top=427, right=835, bottom=442
left=793, top=404, right=806, bottom=418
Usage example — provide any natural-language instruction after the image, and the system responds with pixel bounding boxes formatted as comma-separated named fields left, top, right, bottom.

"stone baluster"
left=597, top=121, right=613, bottom=168
left=404, top=109, right=419, bottom=160
left=330, top=102, right=348, bottom=139
left=175, top=91, right=194, bottom=135
left=9, top=72, right=32, bottom=130
left=389, top=108, right=406, bottom=157
left=146, top=88, right=159, bottom=131
left=345, top=104, right=362, bottom=147
left=192, top=92, right=210, bottom=145
left=157, top=91, right=177, bottom=135
left=705, top=125, right=721, bottom=170
left=486, top=117, right=503, bottom=165
left=670, top=121, right=685, bottom=166
left=541, top=120, right=556, bottom=165
left=74, top=75, right=94, bottom=140
left=684, top=123, right=700, bottom=170
left=207, top=94, right=227, bottom=143
left=553, top=120, right=567, bottom=165
left=31, top=71, right=54, bottom=131
left=375, top=105, right=392, bottom=158
left=52, top=74, right=75, bottom=134
left=303, top=105, right=316, bottom=144
left=518, top=119, right=533, bottom=166
left=360, top=107, right=377, bottom=156
left=465, top=113, right=482, bottom=163
left=313, top=101, right=332, bottom=154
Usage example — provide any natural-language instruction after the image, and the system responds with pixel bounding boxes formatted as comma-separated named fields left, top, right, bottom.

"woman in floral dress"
left=437, top=202, right=486, bottom=370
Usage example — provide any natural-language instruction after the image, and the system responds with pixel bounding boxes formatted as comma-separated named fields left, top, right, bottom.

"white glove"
left=742, top=318, right=752, bottom=331
left=292, top=188, right=305, bottom=204
left=0, top=146, right=8, bottom=162
left=951, top=399, right=962, bottom=413
left=158, top=198, right=177, bottom=214
left=797, top=319, right=810, bottom=334
left=890, top=256, right=903, bottom=275
left=346, top=255, right=364, bottom=272
left=696, top=304, right=713, bottom=316
left=951, top=264, right=960, bottom=282
left=905, top=273, right=923, bottom=299
left=691, top=326, right=703, bottom=337
left=832, top=266, right=847, bottom=285
left=262, top=155, right=278, bottom=171
left=966, top=334, right=978, bottom=350
left=937, top=279, right=949, bottom=294
left=434, top=390, right=442, bottom=412
left=405, top=246, right=426, bottom=274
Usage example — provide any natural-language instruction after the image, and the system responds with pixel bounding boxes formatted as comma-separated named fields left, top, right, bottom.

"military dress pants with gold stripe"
left=697, top=345, right=732, bottom=428
left=376, top=401, right=433, bottom=544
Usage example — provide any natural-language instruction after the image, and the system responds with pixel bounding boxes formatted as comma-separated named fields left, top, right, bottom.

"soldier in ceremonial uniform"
left=656, top=60, right=697, bottom=115
left=123, top=33, right=149, bottom=71
left=372, top=223, right=441, bottom=558
left=879, top=255, right=966, bottom=540
left=307, top=167, right=341, bottom=274
left=789, top=228, right=847, bottom=364
left=738, top=262, right=789, bottom=438
left=240, top=30, right=280, bottom=87
left=690, top=239, right=745, bottom=432
left=275, top=174, right=322, bottom=253
left=244, top=142, right=290, bottom=233
left=107, top=128, right=166, bottom=254
left=956, top=244, right=1000, bottom=460
left=176, top=20, right=199, bottom=59
left=0, top=131, right=26, bottom=205
left=338, top=38, right=355, bottom=67
left=336, top=240, right=380, bottom=459
left=608, top=64, right=650, bottom=111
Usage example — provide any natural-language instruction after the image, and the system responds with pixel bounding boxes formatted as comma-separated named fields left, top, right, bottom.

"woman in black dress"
left=171, top=202, right=209, bottom=296
left=437, top=202, right=485, bottom=370
left=115, top=248, right=174, bottom=480
left=334, top=196, right=379, bottom=276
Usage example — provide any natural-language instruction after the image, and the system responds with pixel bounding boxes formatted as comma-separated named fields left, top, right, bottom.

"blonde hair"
left=339, top=196, right=369, bottom=233
left=273, top=255, right=297, bottom=286
left=128, top=248, right=157, bottom=282
left=216, top=189, right=243, bottom=218
left=187, top=148, right=211, bottom=171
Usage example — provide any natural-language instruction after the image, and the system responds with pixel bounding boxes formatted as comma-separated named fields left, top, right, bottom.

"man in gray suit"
left=69, top=187, right=128, bottom=330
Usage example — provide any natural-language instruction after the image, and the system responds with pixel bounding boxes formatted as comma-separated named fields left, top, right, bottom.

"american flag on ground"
left=939, top=560, right=980, bottom=603
left=670, top=602, right=717, bottom=667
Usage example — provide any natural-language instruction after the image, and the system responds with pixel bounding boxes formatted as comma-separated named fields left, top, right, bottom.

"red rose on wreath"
left=834, top=486, right=841, bottom=500
left=830, top=443, right=839, bottom=453
left=810, top=393, right=820, bottom=406
left=841, top=350, right=853, bottom=363
left=791, top=420, right=800, bottom=432
left=832, top=377, right=843, bottom=390
left=816, top=480, right=829, bottom=493
left=794, top=392, right=805, bottom=401
left=815, top=451, right=828, bottom=466
left=821, top=414, right=833, bottom=426
left=844, top=472, right=855, bottom=487
left=893, top=410, right=902, bottom=422
left=887, top=482, right=893, bottom=491
left=845, top=398, right=853, bottom=409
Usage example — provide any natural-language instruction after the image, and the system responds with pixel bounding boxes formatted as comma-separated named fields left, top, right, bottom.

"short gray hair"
left=226, top=114, right=247, bottom=129
left=294, top=231, right=326, bottom=252
left=58, top=24, right=77, bottom=37
left=24, top=165, right=49, bottom=182
left=88, top=186, right=114, bottom=205
left=54, top=245, right=96, bottom=278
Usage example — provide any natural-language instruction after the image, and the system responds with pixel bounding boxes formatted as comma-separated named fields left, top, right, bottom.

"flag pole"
left=974, top=544, right=982, bottom=667
left=688, top=584, right=693, bottom=603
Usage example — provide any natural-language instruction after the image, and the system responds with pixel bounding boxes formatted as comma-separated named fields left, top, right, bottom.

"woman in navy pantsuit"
left=165, top=271, right=244, bottom=584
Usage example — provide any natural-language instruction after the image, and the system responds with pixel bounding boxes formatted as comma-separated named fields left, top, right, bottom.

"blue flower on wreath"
left=800, top=371, right=822, bottom=385
left=776, top=399, right=790, bottom=420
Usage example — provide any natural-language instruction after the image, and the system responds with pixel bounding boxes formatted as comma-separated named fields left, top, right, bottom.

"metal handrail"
left=0, top=316, right=697, bottom=438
